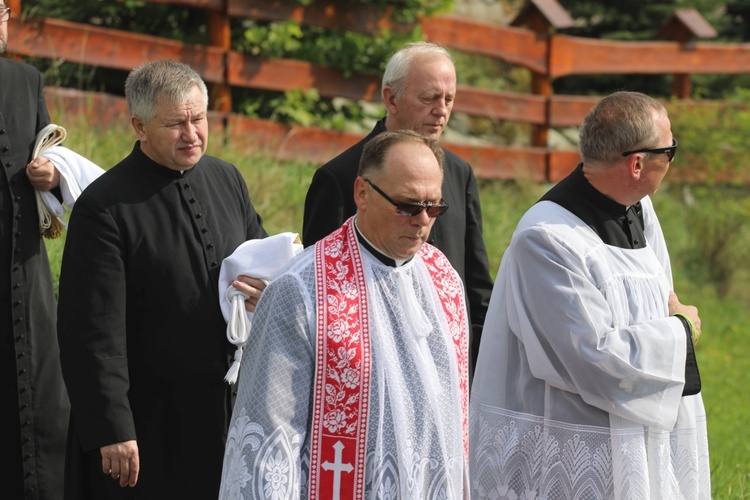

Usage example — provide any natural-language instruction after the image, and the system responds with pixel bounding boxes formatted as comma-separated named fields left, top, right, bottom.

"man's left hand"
left=232, top=276, right=268, bottom=312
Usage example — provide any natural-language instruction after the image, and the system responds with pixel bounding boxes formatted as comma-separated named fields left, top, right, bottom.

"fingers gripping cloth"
left=218, top=233, right=304, bottom=384
left=33, top=124, right=67, bottom=238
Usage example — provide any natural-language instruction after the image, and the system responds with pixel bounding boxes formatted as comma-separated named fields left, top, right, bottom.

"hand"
left=26, top=156, right=61, bottom=191
left=101, top=440, right=140, bottom=488
left=668, top=291, right=702, bottom=343
left=232, top=276, right=268, bottom=313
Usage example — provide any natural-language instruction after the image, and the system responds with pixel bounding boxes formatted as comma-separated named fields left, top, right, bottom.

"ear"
left=382, top=86, right=398, bottom=116
left=626, top=153, right=643, bottom=181
left=353, top=176, right=369, bottom=212
left=131, top=116, right=147, bottom=142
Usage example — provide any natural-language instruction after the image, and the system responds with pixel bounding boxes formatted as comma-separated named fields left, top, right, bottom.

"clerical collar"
left=133, top=141, right=195, bottom=178
left=353, top=218, right=412, bottom=267
left=539, top=164, right=646, bottom=249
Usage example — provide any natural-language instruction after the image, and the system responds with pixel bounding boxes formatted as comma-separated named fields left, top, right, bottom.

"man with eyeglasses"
left=303, top=42, right=493, bottom=383
left=470, top=91, right=710, bottom=499
left=220, top=130, right=470, bottom=499
left=1, top=2, right=70, bottom=498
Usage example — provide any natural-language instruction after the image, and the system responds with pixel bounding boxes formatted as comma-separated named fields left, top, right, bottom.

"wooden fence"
left=6, top=0, right=750, bottom=182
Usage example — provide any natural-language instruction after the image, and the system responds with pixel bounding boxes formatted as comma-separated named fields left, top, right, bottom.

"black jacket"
left=57, top=144, right=267, bottom=499
left=302, top=118, right=493, bottom=374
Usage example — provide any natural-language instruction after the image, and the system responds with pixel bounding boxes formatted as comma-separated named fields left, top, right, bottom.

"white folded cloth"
left=32, top=124, right=105, bottom=236
left=40, top=146, right=105, bottom=219
left=218, top=232, right=304, bottom=383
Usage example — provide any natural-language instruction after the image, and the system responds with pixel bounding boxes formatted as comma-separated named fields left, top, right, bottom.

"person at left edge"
left=1, top=3, right=68, bottom=498
left=56, top=59, right=268, bottom=499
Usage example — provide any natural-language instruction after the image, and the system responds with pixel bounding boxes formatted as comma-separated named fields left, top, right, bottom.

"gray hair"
left=125, top=59, right=209, bottom=124
left=359, top=130, right=444, bottom=178
left=381, top=42, right=454, bottom=99
left=579, top=91, right=668, bottom=164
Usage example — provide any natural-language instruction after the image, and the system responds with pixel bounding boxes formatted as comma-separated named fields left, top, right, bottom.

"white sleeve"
left=219, top=271, right=315, bottom=499
left=505, top=223, right=686, bottom=430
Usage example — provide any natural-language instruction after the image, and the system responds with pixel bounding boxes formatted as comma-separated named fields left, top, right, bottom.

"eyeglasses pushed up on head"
left=365, top=179, right=449, bottom=218
left=0, top=8, right=10, bottom=24
left=622, top=138, right=678, bottom=163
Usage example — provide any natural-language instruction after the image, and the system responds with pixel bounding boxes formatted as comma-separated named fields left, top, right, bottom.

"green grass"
left=46, top=121, right=750, bottom=498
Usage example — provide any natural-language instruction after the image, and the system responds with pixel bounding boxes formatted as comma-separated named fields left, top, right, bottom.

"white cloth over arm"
left=218, top=232, right=303, bottom=383
left=470, top=197, right=710, bottom=500
left=40, top=145, right=105, bottom=220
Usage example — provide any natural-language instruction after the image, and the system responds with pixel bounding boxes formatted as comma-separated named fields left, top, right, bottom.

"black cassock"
left=57, top=143, right=267, bottom=499
left=0, top=55, right=69, bottom=500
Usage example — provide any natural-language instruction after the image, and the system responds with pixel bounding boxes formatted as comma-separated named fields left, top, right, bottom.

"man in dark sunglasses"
left=303, top=42, right=493, bottom=381
left=221, top=130, right=470, bottom=498
left=470, top=91, right=709, bottom=499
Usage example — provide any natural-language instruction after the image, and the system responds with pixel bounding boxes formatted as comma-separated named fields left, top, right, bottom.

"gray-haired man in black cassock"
left=57, top=59, right=268, bottom=499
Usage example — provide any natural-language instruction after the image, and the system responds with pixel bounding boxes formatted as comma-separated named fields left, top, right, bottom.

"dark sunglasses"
left=622, top=138, right=678, bottom=162
left=365, top=179, right=449, bottom=218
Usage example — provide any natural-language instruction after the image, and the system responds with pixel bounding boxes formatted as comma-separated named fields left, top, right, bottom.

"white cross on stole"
left=321, top=440, right=354, bottom=500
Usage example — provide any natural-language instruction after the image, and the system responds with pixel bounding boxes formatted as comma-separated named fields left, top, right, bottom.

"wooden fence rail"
left=7, top=0, right=748, bottom=182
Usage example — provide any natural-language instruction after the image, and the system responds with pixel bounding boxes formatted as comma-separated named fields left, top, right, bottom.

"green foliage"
left=337, top=0, right=455, bottom=23
left=667, top=96, right=750, bottom=184
left=235, top=20, right=415, bottom=77
left=230, top=14, right=420, bottom=128
left=679, top=185, right=750, bottom=299
left=652, top=189, right=750, bottom=499
left=724, top=0, right=750, bottom=40
left=238, top=88, right=382, bottom=130
left=22, top=0, right=210, bottom=94
left=239, top=96, right=371, bottom=133
left=658, top=97, right=750, bottom=299
left=23, top=0, right=208, bottom=43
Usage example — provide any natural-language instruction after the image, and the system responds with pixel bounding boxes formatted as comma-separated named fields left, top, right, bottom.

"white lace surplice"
left=220, top=245, right=467, bottom=499
left=470, top=197, right=710, bottom=500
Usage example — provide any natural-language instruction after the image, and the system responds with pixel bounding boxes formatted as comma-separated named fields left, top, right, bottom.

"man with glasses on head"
left=220, top=130, right=470, bottom=499
left=470, top=91, right=710, bottom=499
left=1, top=2, right=70, bottom=498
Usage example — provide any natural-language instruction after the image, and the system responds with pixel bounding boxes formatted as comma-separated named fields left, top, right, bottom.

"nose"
left=182, top=122, right=198, bottom=143
left=411, top=208, right=432, bottom=226
left=432, top=98, right=449, bottom=116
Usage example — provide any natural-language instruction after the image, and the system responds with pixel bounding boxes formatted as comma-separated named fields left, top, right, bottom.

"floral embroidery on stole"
left=309, top=218, right=469, bottom=499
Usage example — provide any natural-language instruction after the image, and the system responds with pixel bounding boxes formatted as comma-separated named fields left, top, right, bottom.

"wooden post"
left=208, top=0, right=231, bottom=113
left=673, top=74, right=692, bottom=100
left=510, top=0, right=574, bottom=181
left=528, top=13, right=552, bottom=149
left=656, top=9, right=717, bottom=100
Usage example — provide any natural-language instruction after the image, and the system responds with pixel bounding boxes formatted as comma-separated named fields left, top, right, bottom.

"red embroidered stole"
left=309, top=218, right=469, bottom=499
left=417, top=243, right=470, bottom=461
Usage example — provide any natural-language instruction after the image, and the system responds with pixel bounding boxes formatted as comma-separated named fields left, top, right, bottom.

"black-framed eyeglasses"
left=365, top=179, right=449, bottom=218
left=622, top=138, right=678, bottom=162
left=0, top=7, right=10, bottom=24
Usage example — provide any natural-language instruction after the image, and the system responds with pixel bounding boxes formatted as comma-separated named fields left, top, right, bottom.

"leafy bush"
left=663, top=93, right=750, bottom=298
